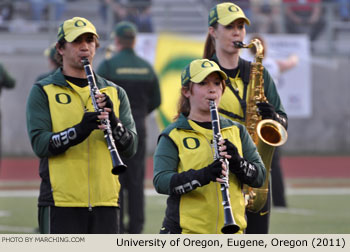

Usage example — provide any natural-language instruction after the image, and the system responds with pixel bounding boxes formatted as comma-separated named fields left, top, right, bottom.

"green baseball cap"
left=57, top=17, right=99, bottom=42
left=113, top=21, right=137, bottom=39
left=181, top=59, right=227, bottom=87
left=208, top=2, right=250, bottom=27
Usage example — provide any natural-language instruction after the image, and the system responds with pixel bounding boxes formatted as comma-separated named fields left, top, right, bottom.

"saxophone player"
left=203, top=2, right=288, bottom=234
left=153, top=59, right=265, bottom=234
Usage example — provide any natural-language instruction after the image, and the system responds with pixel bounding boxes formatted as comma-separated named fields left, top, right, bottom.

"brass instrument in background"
left=234, top=39, right=288, bottom=213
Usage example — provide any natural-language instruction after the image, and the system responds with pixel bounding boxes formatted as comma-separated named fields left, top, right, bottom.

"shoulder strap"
left=238, top=57, right=251, bottom=85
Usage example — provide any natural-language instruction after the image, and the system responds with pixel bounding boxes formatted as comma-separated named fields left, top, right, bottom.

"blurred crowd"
left=0, top=0, right=153, bottom=33
left=1, top=0, right=349, bottom=37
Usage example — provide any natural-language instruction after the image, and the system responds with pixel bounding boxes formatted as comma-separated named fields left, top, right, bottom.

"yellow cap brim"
left=191, top=68, right=227, bottom=83
left=65, top=28, right=99, bottom=42
left=218, top=16, right=250, bottom=26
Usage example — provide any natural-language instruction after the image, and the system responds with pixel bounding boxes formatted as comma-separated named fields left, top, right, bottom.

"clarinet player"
left=26, top=17, right=137, bottom=234
left=153, top=59, right=265, bottom=234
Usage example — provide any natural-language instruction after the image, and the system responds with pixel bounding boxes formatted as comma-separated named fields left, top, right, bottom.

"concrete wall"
left=283, top=56, right=350, bottom=155
left=1, top=35, right=350, bottom=157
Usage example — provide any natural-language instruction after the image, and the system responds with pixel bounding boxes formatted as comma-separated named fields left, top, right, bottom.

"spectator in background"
left=338, top=0, right=350, bottom=21
left=97, top=21, right=161, bottom=233
left=0, top=0, right=13, bottom=27
left=99, top=0, right=128, bottom=24
left=283, top=0, right=325, bottom=41
left=251, top=0, right=283, bottom=33
left=249, top=34, right=299, bottom=208
left=0, top=63, right=16, bottom=170
left=127, top=0, right=153, bottom=32
left=29, top=0, right=66, bottom=21
left=102, top=0, right=154, bottom=33
left=35, top=44, right=61, bottom=81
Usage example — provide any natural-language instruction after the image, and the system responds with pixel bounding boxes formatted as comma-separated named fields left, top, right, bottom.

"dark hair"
left=174, top=84, right=192, bottom=120
left=203, top=23, right=218, bottom=59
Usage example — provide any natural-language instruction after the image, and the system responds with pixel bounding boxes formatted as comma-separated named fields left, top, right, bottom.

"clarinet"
left=209, top=100, right=240, bottom=234
left=82, top=58, right=127, bottom=175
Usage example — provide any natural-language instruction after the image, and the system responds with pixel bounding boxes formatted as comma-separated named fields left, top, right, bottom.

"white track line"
left=0, top=188, right=350, bottom=198
left=272, top=207, right=314, bottom=216
left=286, top=188, right=350, bottom=195
left=0, top=225, right=37, bottom=233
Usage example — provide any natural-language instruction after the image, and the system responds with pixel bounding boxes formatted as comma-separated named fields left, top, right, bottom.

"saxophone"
left=234, top=39, right=288, bottom=213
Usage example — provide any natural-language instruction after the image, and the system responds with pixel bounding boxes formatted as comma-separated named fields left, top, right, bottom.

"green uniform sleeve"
left=0, top=63, right=16, bottom=90
left=153, top=135, right=179, bottom=195
left=263, top=68, right=288, bottom=120
left=117, top=85, right=138, bottom=158
left=26, top=84, right=53, bottom=158
left=239, top=124, right=266, bottom=187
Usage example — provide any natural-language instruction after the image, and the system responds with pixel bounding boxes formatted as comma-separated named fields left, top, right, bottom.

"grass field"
left=1, top=178, right=350, bottom=234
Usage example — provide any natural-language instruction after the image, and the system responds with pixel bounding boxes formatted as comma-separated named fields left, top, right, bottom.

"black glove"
left=256, top=102, right=288, bottom=129
left=110, top=117, right=132, bottom=152
left=75, top=112, right=101, bottom=138
left=170, top=159, right=223, bottom=195
left=101, top=94, right=115, bottom=124
left=48, top=112, right=100, bottom=155
left=202, top=159, right=224, bottom=182
left=256, top=102, right=276, bottom=120
left=100, top=94, right=133, bottom=152
left=224, top=139, right=243, bottom=171
left=224, top=139, right=258, bottom=185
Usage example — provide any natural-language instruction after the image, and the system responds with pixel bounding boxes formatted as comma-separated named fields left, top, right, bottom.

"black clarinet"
left=209, top=100, right=240, bottom=234
left=82, top=58, right=127, bottom=175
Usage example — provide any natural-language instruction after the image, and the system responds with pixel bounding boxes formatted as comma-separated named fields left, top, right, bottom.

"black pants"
left=271, top=148, right=287, bottom=207
left=38, top=206, right=120, bottom=234
left=118, top=126, right=146, bottom=234
left=245, top=182, right=271, bottom=234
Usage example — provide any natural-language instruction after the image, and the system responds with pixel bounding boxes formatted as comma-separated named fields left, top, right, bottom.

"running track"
left=0, top=156, right=350, bottom=181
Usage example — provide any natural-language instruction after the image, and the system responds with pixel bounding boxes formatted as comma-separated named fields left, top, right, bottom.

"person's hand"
left=95, top=93, right=132, bottom=151
left=219, top=139, right=243, bottom=174
left=203, top=159, right=225, bottom=182
left=256, top=102, right=276, bottom=120
left=94, top=93, right=117, bottom=126
left=75, top=112, right=101, bottom=136
left=95, top=93, right=113, bottom=110
left=220, top=139, right=259, bottom=184
left=49, top=112, right=101, bottom=155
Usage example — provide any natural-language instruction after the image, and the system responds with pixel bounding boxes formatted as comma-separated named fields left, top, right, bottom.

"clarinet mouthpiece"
left=81, top=57, right=89, bottom=65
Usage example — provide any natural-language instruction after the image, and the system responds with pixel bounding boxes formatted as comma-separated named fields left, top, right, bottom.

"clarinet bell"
left=221, top=223, right=240, bottom=234
left=111, top=163, right=127, bottom=175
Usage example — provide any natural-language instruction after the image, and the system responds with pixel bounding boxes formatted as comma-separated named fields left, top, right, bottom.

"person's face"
left=184, top=72, right=223, bottom=116
left=210, top=19, right=246, bottom=55
left=59, top=33, right=96, bottom=70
